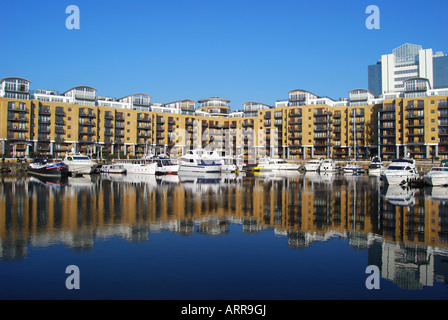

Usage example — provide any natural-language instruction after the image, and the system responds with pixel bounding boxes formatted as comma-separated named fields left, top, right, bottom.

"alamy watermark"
left=365, top=265, right=380, bottom=289
left=66, top=5, right=80, bottom=30
left=366, top=5, right=380, bottom=30
left=65, top=265, right=80, bottom=290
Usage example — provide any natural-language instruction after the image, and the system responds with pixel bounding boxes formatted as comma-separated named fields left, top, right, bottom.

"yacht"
left=423, top=167, right=448, bottom=186
left=220, top=156, right=238, bottom=173
left=319, top=159, right=339, bottom=173
left=342, top=161, right=365, bottom=175
left=152, top=154, right=180, bottom=175
left=304, top=158, right=323, bottom=172
left=178, top=147, right=222, bottom=173
left=62, top=151, right=98, bottom=175
left=368, top=156, right=385, bottom=175
left=100, top=164, right=127, bottom=174
left=380, top=158, right=419, bottom=185
left=256, top=156, right=300, bottom=171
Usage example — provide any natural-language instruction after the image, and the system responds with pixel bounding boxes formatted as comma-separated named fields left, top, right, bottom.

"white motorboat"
left=319, top=159, right=339, bottom=172
left=152, top=154, right=180, bottom=175
left=368, top=156, right=385, bottom=175
left=423, top=167, right=448, bottom=186
left=220, top=156, right=238, bottom=173
left=63, top=151, right=98, bottom=175
left=113, top=159, right=157, bottom=175
left=178, top=147, right=222, bottom=173
left=304, top=158, right=323, bottom=172
left=100, top=164, right=127, bottom=174
left=342, top=161, right=365, bottom=174
left=256, top=156, right=300, bottom=171
left=380, top=158, right=419, bottom=185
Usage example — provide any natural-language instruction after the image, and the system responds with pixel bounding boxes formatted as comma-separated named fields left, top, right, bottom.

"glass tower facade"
left=368, top=63, right=382, bottom=97
left=434, top=55, right=448, bottom=89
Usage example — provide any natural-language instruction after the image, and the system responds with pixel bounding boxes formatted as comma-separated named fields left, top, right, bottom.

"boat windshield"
left=388, top=166, right=405, bottom=170
left=72, top=156, right=90, bottom=160
left=200, top=160, right=218, bottom=165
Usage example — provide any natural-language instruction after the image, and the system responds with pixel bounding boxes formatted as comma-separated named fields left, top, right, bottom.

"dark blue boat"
left=27, top=158, right=70, bottom=178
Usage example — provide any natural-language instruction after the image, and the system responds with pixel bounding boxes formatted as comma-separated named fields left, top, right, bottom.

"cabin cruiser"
left=368, top=156, right=385, bottom=175
left=63, top=151, right=98, bottom=175
left=319, top=159, right=339, bottom=173
left=304, top=158, right=323, bottom=172
left=380, top=158, right=419, bottom=185
left=100, top=164, right=127, bottom=174
left=178, top=147, right=222, bottom=173
left=151, top=154, right=180, bottom=175
left=220, top=156, right=238, bottom=173
left=256, top=156, right=300, bottom=171
left=423, top=166, right=448, bottom=186
left=342, top=161, right=365, bottom=175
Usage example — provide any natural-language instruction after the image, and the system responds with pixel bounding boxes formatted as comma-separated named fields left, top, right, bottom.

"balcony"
left=407, top=122, right=424, bottom=128
left=289, top=119, right=302, bottom=125
left=8, top=105, right=27, bottom=113
left=39, top=108, right=51, bottom=115
left=79, top=111, right=96, bottom=118
left=7, top=124, right=27, bottom=131
left=8, top=116, right=28, bottom=122
left=79, top=120, right=96, bottom=126
left=79, top=130, right=96, bottom=136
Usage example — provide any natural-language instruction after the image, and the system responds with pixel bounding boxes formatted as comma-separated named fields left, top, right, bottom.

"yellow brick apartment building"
left=1, top=76, right=448, bottom=161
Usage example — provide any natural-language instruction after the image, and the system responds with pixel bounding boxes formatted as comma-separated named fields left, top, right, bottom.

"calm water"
left=1, top=170, right=448, bottom=300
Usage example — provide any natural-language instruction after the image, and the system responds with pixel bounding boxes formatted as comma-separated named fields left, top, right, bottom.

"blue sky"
left=0, top=0, right=447, bottom=110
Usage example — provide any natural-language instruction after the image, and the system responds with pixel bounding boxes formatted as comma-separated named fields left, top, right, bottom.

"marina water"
left=0, top=171, right=447, bottom=300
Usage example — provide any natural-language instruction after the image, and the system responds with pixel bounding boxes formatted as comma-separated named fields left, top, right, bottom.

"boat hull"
left=304, top=164, right=320, bottom=171
left=28, top=162, right=70, bottom=178
left=65, top=163, right=98, bottom=174
left=423, top=175, right=448, bottom=186
left=381, top=172, right=419, bottom=185
left=156, top=165, right=180, bottom=175
left=121, top=163, right=157, bottom=175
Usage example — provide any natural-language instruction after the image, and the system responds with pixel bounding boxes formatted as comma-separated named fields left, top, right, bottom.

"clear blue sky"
left=1, top=0, right=447, bottom=110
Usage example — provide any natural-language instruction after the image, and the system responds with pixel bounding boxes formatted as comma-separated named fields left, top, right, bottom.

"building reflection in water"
left=1, top=171, right=448, bottom=290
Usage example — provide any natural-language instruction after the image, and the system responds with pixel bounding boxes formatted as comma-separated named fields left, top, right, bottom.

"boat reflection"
left=381, top=185, right=416, bottom=207
left=29, top=175, right=68, bottom=189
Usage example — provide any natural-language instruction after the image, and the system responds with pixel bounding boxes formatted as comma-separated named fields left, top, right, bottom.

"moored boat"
left=342, top=161, right=365, bottom=175
left=423, top=167, right=448, bottom=186
left=62, top=151, right=98, bottom=175
left=380, top=158, right=419, bottom=185
left=304, top=158, right=323, bottom=172
left=368, top=156, right=385, bottom=175
left=151, top=154, right=180, bottom=175
left=27, top=158, right=70, bottom=178
left=178, top=147, right=222, bottom=173
left=100, top=164, right=127, bottom=174
left=256, top=156, right=300, bottom=171
left=319, top=159, right=339, bottom=173
left=113, top=159, right=157, bottom=175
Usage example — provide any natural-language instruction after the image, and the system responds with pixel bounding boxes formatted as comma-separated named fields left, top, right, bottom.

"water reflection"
left=1, top=171, right=448, bottom=291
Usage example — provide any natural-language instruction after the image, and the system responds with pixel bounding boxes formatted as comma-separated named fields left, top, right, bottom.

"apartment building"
left=1, top=76, right=448, bottom=161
